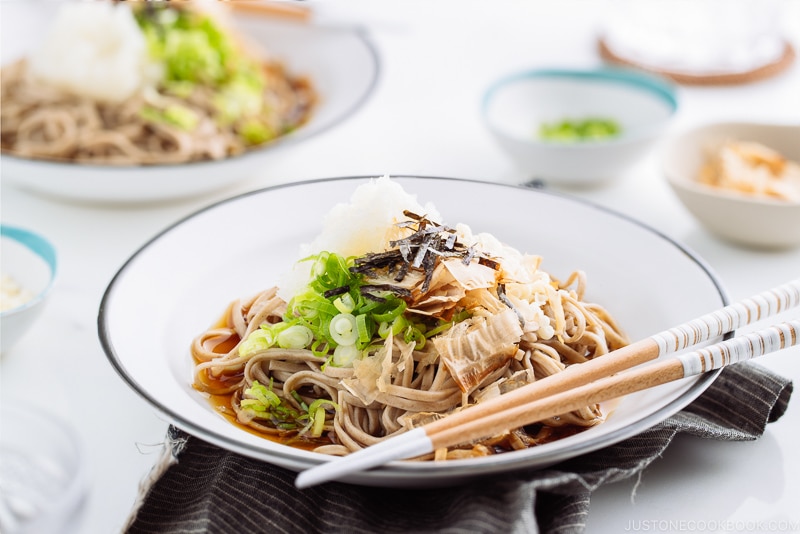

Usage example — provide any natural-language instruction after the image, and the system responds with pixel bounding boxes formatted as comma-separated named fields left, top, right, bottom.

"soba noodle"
left=0, top=3, right=314, bottom=165
left=191, top=194, right=629, bottom=460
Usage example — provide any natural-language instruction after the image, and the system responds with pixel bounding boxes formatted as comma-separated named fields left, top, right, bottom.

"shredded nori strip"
left=463, top=246, right=476, bottom=265
left=351, top=250, right=404, bottom=271
left=323, top=286, right=350, bottom=298
left=497, top=283, right=526, bottom=327
left=394, top=261, right=410, bottom=282
left=360, top=284, right=412, bottom=297
left=350, top=212, right=497, bottom=298
left=421, top=245, right=438, bottom=292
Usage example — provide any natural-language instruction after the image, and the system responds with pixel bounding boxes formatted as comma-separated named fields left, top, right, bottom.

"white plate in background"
left=0, top=4, right=380, bottom=204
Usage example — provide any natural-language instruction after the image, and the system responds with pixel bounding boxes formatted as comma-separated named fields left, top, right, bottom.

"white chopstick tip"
left=295, top=427, right=433, bottom=489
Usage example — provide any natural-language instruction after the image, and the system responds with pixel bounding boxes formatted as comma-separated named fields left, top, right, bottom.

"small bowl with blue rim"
left=482, top=67, right=678, bottom=187
left=1, top=225, right=57, bottom=354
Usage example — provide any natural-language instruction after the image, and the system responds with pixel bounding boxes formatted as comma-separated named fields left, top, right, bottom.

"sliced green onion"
left=378, top=316, right=408, bottom=339
left=238, top=329, right=276, bottom=356
left=372, top=299, right=407, bottom=322
left=239, top=119, right=273, bottom=145
left=244, top=381, right=281, bottom=408
left=378, top=321, right=391, bottom=339
left=332, top=343, right=360, bottom=367
left=329, top=313, right=358, bottom=346
left=277, top=324, right=313, bottom=349
left=358, top=299, right=381, bottom=314
left=356, top=313, right=372, bottom=345
left=333, top=293, right=356, bottom=314
left=424, top=321, right=453, bottom=338
left=239, top=399, right=267, bottom=412
left=310, top=339, right=331, bottom=358
left=320, top=353, right=335, bottom=372
left=291, top=293, right=341, bottom=318
left=312, top=408, right=326, bottom=437
left=306, top=399, right=339, bottom=438
left=404, top=325, right=426, bottom=349
left=423, top=310, right=472, bottom=338
left=291, top=390, right=309, bottom=411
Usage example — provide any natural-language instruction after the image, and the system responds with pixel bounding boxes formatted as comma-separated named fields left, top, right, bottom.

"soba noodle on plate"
left=191, top=176, right=629, bottom=459
left=0, top=1, right=314, bottom=165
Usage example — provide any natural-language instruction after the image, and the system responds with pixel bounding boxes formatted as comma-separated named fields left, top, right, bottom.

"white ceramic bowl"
left=99, top=175, right=725, bottom=487
left=662, top=122, right=800, bottom=249
left=0, top=3, right=379, bottom=204
left=482, top=67, right=678, bottom=186
left=0, top=403, right=88, bottom=533
left=0, top=225, right=57, bottom=354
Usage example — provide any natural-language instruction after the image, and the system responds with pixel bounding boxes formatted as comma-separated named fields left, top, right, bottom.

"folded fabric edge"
left=121, top=362, right=792, bottom=533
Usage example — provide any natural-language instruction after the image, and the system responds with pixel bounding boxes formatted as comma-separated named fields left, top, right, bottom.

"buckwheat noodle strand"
left=191, top=272, right=627, bottom=459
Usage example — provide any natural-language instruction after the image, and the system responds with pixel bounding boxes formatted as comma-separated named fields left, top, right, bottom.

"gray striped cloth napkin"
left=124, top=362, right=792, bottom=534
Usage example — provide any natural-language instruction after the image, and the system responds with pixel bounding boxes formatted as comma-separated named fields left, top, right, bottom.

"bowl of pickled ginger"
left=663, top=121, right=800, bottom=249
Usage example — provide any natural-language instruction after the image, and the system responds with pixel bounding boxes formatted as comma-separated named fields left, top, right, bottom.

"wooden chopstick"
left=429, top=320, right=798, bottom=452
left=425, top=279, right=800, bottom=449
left=225, top=1, right=313, bottom=22
left=295, top=280, right=799, bottom=488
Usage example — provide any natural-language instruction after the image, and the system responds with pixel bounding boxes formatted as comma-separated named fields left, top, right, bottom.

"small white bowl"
left=662, top=122, right=800, bottom=249
left=0, top=403, right=88, bottom=533
left=482, top=67, right=678, bottom=186
left=0, top=225, right=57, bottom=353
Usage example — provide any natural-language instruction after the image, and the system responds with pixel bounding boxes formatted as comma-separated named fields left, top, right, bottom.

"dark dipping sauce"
left=193, top=326, right=596, bottom=455
left=193, top=330, right=329, bottom=452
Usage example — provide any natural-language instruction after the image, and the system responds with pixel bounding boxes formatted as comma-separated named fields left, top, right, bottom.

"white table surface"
left=1, top=1, right=799, bottom=532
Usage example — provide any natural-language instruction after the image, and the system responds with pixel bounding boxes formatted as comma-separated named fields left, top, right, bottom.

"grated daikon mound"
left=278, top=175, right=441, bottom=300
left=29, top=2, right=158, bottom=103
left=305, top=175, right=442, bottom=258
